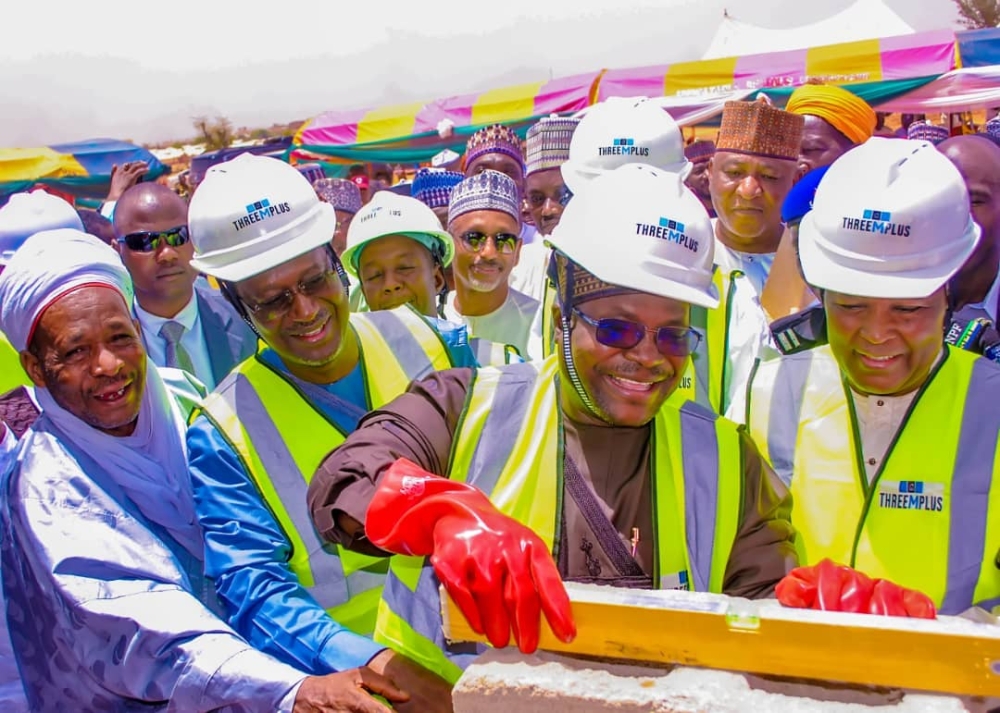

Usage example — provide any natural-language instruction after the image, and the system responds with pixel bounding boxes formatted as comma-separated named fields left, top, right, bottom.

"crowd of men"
left=0, top=83, right=998, bottom=712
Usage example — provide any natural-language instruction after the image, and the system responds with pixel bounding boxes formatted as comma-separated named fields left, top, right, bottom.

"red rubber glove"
left=777, top=559, right=935, bottom=619
left=868, top=579, right=936, bottom=619
left=776, top=559, right=874, bottom=613
left=365, top=458, right=577, bottom=653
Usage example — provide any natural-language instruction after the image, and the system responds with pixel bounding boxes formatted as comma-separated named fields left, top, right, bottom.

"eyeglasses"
left=117, top=225, right=190, bottom=253
left=572, top=308, right=702, bottom=357
left=242, top=269, right=339, bottom=321
left=527, top=186, right=573, bottom=209
left=459, top=231, right=520, bottom=255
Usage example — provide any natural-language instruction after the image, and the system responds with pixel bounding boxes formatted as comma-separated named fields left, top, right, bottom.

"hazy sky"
left=0, top=0, right=960, bottom=145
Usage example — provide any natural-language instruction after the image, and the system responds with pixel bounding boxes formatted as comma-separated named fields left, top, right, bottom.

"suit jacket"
left=194, top=282, right=258, bottom=386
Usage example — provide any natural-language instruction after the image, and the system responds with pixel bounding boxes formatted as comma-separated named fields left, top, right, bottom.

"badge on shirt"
left=877, top=480, right=945, bottom=512
left=660, top=570, right=690, bottom=591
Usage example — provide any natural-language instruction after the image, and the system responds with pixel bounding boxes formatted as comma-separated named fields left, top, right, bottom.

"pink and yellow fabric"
left=295, top=71, right=601, bottom=147
left=596, top=29, right=958, bottom=100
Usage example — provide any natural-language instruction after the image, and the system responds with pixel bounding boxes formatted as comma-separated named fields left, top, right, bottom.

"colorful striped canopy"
left=294, top=71, right=602, bottom=163
left=293, top=29, right=962, bottom=163
left=596, top=29, right=959, bottom=101
left=0, top=139, right=168, bottom=202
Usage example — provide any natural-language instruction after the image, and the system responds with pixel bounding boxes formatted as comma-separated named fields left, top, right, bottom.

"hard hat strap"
left=219, top=279, right=264, bottom=341
left=558, top=266, right=614, bottom=425
left=328, top=245, right=351, bottom=292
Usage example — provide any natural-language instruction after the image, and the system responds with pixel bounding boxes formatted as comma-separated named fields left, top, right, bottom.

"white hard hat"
left=0, top=190, right=83, bottom=265
left=187, top=153, right=337, bottom=282
left=547, top=163, right=718, bottom=309
left=340, top=191, right=455, bottom=278
left=562, top=97, right=691, bottom=194
left=799, top=137, right=981, bottom=299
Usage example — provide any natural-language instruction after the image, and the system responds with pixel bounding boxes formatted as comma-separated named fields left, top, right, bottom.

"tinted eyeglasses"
left=242, top=269, right=339, bottom=321
left=572, top=308, right=702, bottom=357
left=459, top=231, right=520, bottom=255
left=117, top=225, right=190, bottom=253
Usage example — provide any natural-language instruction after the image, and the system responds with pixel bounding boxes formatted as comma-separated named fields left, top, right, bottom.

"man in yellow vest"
left=709, top=98, right=803, bottom=420
left=307, top=163, right=797, bottom=682
left=747, top=137, right=1000, bottom=616
left=184, top=154, right=458, bottom=711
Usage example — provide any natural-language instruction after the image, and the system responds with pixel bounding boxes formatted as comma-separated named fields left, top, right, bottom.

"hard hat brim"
left=798, top=211, right=981, bottom=299
left=340, top=229, right=455, bottom=279
left=545, top=237, right=720, bottom=310
left=562, top=159, right=693, bottom=194
left=190, top=202, right=339, bottom=283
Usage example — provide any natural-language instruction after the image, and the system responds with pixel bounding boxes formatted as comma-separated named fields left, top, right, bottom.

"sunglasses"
left=460, top=231, right=520, bottom=255
left=118, top=225, right=190, bottom=253
left=573, top=308, right=702, bottom=356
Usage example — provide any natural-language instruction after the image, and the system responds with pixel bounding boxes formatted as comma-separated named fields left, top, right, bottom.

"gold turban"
left=785, top=84, right=876, bottom=145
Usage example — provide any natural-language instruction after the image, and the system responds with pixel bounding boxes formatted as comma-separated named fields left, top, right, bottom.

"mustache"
left=472, top=258, right=503, bottom=269
left=603, top=362, right=674, bottom=380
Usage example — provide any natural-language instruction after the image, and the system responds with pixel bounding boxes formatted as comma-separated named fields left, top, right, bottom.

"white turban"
left=0, top=229, right=132, bottom=352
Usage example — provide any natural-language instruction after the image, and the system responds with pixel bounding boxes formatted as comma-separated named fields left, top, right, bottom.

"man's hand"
left=366, top=648, right=454, bottom=713
left=366, top=458, right=576, bottom=653
left=292, top=668, right=409, bottom=713
left=106, top=161, right=149, bottom=201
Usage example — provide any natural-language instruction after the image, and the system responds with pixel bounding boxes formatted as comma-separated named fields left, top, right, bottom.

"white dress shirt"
left=714, top=233, right=777, bottom=423
left=134, top=294, right=217, bottom=389
left=508, top=241, right=551, bottom=303
left=444, top=287, right=540, bottom=358
left=850, top=389, right=919, bottom=484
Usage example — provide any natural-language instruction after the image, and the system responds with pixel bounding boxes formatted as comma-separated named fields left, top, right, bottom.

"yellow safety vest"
left=542, top=269, right=740, bottom=416
left=0, top=331, right=29, bottom=395
left=195, top=306, right=456, bottom=636
left=747, top=344, right=1000, bottom=614
left=374, top=355, right=745, bottom=682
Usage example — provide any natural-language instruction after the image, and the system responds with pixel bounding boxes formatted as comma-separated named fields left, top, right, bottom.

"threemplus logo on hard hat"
left=842, top=209, right=911, bottom=237
left=598, top=138, right=650, bottom=157
left=232, top=198, right=292, bottom=232
left=877, top=480, right=944, bottom=512
left=358, top=205, right=383, bottom=224
left=634, top=217, right=699, bottom=253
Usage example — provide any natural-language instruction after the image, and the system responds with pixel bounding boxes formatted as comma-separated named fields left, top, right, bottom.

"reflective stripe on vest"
left=197, top=306, right=456, bottom=635
left=748, top=345, right=1000, bottom=614
left=352, top=307, right=455, bottom=386
left=944, top=356, right=1000, bottom=614
left=468, top=337, right=520, bottom=367
left=667, top=268, right=742, bottom=417
left=374, top=356, right=744, bottom=680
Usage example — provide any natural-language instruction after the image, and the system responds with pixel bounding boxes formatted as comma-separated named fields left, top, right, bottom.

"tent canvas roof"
left=703, top=0, right=915, bottom=59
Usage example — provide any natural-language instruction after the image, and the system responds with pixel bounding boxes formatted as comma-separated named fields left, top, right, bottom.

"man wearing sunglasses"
left=113, top=183, right=256, bottom=390
left=443, top=170, right=541, bottom=358
left=509, top=116, right=580, bottom=305
left=184, top=154, right=457, bottom=712
left=308, top=163, right=796, bottom=682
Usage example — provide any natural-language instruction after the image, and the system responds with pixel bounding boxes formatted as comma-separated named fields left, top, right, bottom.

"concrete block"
left=454, top=648, right=997, bottom=713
